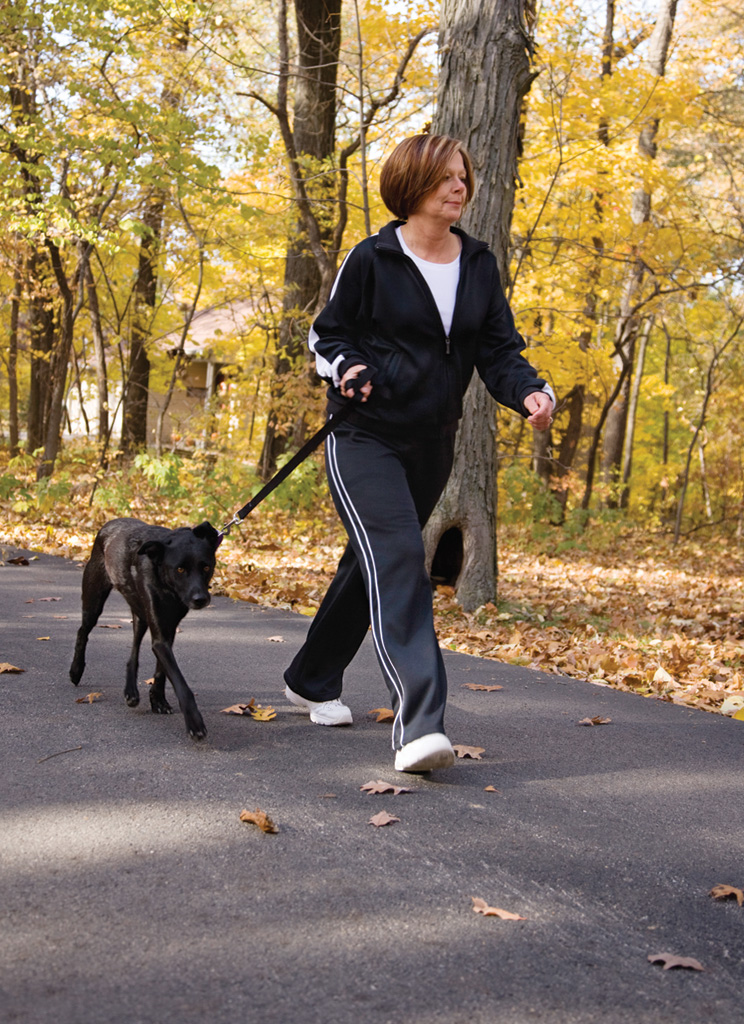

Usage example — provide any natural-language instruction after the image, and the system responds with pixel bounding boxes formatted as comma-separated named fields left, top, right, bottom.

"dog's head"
left=139, top=521, right=221, bottom=610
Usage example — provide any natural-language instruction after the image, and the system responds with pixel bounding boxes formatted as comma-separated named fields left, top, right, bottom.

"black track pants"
left=284, top=425, right=455, bottom=750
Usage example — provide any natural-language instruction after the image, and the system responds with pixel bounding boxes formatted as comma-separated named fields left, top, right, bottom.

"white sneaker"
left=284, top=684, right=353, bottom=726
left=394, top=732, right=455, bottom=773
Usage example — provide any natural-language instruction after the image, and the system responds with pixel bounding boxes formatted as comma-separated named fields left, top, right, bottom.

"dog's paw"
left=69, top=662, right=83, bottom=686
left=125, top=692, right=140, bottom=707
left=186, top=713, right=207, bottom=741
left=150, top=696, right=173, bottom=715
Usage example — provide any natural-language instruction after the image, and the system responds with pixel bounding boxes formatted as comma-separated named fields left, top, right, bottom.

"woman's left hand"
left=524, top=391, right=554, bottom=431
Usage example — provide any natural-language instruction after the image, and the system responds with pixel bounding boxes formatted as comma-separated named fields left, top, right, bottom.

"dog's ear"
left=138, top=540, right=165, bottom=563
left=193, top=521, right=222, bottom=551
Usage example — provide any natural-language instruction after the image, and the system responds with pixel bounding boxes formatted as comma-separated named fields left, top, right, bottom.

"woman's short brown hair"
left=379, top=134, right=475, bottom=220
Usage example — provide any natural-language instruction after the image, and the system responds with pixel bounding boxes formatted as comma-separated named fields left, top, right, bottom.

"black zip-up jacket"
left=310, top=220, right=548, bottom=437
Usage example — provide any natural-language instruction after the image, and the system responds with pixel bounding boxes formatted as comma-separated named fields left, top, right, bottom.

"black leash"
left=218, top=366, right=376, bottom=538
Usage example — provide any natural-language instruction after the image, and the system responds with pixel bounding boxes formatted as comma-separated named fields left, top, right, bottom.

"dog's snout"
left=190, top=593, right=210, bottom=610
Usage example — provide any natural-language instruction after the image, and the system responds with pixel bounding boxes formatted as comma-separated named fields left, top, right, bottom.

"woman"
left=283, top=134, right=554, bottom=773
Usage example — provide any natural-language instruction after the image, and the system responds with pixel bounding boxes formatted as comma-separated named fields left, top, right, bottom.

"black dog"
left=70, top=517, right=221, bottom=740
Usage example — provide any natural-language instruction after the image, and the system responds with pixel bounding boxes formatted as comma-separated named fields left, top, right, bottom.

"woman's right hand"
left=340, top=364, right=373, bottom=403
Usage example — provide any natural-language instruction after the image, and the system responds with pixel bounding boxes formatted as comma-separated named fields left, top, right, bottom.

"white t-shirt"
left=396, top=226, right=460, bottom=336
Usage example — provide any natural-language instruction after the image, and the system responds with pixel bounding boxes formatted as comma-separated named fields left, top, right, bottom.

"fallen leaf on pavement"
left=7, top=556, right=29, bottom=565
left=472, top=897, right=526, bottom=920
left=266, top=635, right=285, bottom=642
left=36, top=637, right=51, bottom=641
left=710, top=884, right=744, bottom=906
left=98, top=624, right=122, bottom=629
left=577, top=716, right=612, bottom=726
left=240, top=808, right=278, bottom=833
left=76, top=692, right=103, bottom=704
left=221, top=699, right=276, bottom=720
left=0, top=663, right=24, bottom=674
left=250, top=706, right=277, bottom=721
left=368, top=811, right=400, bottom=827
left=648, top=952, right=704, bottom=971
left=462, top=683, right=503, bottom=691
left=38, top=597, right=61, bottom=602
left=453, top=744, right=485, bottom=759
left=360, top=779, right=412, bottom=795
left=484, top=785, right=501, bottom=793
left=368, top=707, right=395, bottom=722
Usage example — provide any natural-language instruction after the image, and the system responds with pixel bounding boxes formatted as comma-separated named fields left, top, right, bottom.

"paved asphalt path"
left=1, top=541, right=743, bottom=1024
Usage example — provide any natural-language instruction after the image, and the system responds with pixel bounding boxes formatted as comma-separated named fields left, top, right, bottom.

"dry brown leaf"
left=453, top=744, right=485, bottom=759
left=484, top=785, right=501, bottom=793
left=471, top=897, right=526, bottom=920
left=577, top=716, right=612, bottom=726
left=368, top=707, right=395, bottom=722
left=0, top=663, right=24, bottom=674
left=222, top=703, right=252, bottom=715
left=98, top=623, right=122, bottom=629
left=266, top=635, right=285, bottom=642
left=462, top=683, right=503, bottom=691
left=709, top=884, right=744, bottom=906
left=7, top=556, right=29, bottom=565
left=240, top=808, right=278, bottom=833
left=38, top=597, right=60, bottom=602
left=368, top=811, right=400, bottom=827
left=221, top=700, right=276, bottom=721
left=75, top=692, right=103, bottom=704
left=648, top=952, right=704, bottom=971
left=36, top=636, right=51, bottom=641
left=360, top=779, right=412, bottom=795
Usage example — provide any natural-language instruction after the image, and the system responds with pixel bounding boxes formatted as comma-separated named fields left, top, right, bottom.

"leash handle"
left=219, top=366, right=376, bottom=537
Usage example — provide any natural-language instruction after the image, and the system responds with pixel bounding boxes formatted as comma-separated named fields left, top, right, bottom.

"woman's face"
left=413, top=152, right=468, bottom=225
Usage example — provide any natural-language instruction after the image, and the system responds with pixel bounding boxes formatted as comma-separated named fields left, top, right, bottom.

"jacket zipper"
left=381, top=246, right=469, bottom=357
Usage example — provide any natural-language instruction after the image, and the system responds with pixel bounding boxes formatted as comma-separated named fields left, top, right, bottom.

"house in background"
left=65, top=299, right=256, bottom=449
left=149, top=299, right=256, bottom=449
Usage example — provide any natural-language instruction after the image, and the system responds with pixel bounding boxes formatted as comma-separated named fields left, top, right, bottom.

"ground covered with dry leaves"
left=2, top=480, right=743, bottom=719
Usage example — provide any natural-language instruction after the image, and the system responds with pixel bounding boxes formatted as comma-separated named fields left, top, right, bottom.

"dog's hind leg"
left=124, top=614, right=148, bottom=707
left=70, top=546, right=113, bottom=686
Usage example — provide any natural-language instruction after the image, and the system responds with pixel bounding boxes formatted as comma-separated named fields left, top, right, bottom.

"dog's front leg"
left=149, top=665, right=172, bottom=715
left=150, top=635, right=206, bottom=740
left=124, top=615, right=148, bottom=707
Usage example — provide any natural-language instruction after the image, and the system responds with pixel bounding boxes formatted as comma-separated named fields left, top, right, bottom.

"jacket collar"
left=375, top=219, right=488, bottom=258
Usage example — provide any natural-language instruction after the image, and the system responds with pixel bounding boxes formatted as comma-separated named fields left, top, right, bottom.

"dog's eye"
left=203, top=566, right=211, bottom=574
left=177, top=567, right=185, bottom=574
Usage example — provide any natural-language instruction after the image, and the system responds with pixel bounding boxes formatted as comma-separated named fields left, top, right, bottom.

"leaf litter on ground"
left=3, top=499, right=744, bottom=718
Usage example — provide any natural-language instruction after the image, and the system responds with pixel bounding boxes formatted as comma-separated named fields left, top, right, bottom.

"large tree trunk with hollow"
left=423, top=0, right=536, bottom=612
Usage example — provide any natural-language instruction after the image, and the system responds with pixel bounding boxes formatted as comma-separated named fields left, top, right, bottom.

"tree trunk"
left=120, top=22, right=188, bottom=454
left=25, top=253, right=55, bottom=454
left=423, top=0, right=537, bottom=611
left=619, top=314, right=653, bottom=507
left=85, top=257, right=109, bottom=443
left=120, top=189, right=165, bottom=454
left=37, top=240, right=75, bottom=479
left=7, top=262, right=21, bottom=455
left=259, top=0, right=342, bottom=479
left=599, top=0, right=677, bottom=498
left=551, top=384, right=584, bottom=513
